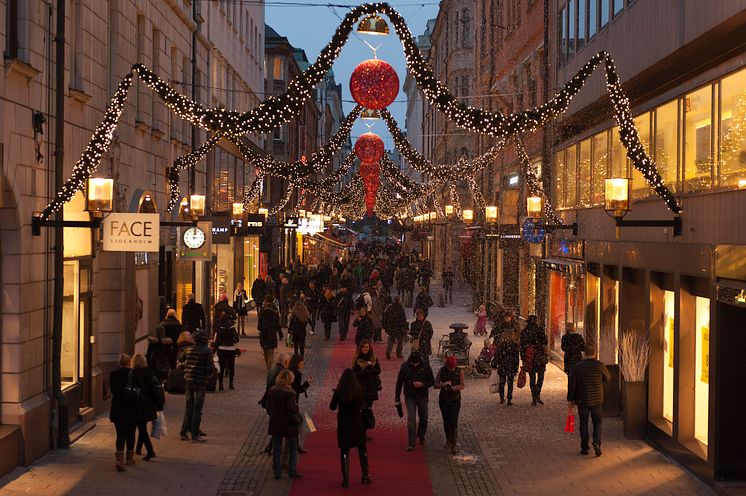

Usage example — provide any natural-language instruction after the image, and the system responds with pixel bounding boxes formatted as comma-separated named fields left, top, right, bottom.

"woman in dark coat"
left=109, top=353, right=137, bottom=471
left=352, top=340, right=381, bottom=439
left=289, top=354, right=312, bottom=453
left=352, top=306, right=375, bottom=346
left=267, top=369, right=303, bottom=480
left=409, top=308, right=434, bottom=358
left=318, top=288, right=337, bottom=341
left=132, top=354, right=162, bottom=461
left=258, top=297, right=284, bottom=371
left=561, top=323, right=585, bottom=374
left=492, top=331, right=520, bottom=405
left=289, top=300, right=311, bottom=357
left=156, top=308, right=182, bottom=370
left=330, top=369, right=371, bottom=487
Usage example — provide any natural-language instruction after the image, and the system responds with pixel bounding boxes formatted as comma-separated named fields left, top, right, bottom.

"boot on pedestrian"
left=115, top=451, right=126, bottom=472
left=360, top=448, right=372, bottom=484
left=125, top=450, right=137, bottom=466
left=340, top=453, right=350, bottom=488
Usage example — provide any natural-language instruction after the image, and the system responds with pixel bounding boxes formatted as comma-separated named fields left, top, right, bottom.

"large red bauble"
left=359, top=161, right=380, bottom=179
left=349, top=59, right=400, bottom=110
left=355, top=133, right=385, bottom=163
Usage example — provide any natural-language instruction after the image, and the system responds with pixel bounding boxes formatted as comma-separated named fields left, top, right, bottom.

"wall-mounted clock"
left=183, top=226, right=206, bottom=249
left=522, top=218, right=546, bottom=244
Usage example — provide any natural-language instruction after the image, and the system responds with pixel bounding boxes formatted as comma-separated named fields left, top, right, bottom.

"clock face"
left=522, top=218, right=546, bottom=244
left=183, top=227, right=206, bottom=249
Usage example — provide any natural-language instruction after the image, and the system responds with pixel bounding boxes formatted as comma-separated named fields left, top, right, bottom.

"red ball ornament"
left=355, top=133, right=385, bottom=163
left=349, top=59, right=400, bottom=110
left=359, top=161, right=380, bottom=179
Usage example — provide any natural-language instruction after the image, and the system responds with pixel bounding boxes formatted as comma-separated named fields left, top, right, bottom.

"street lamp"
left=189, top=194, right=205, bottom=218
left=604, top=177, right=681, bottom=238
left=428, top=211, right=436, bottom=222
left=85, top=177, right=114, bottom=217
left=258, top=207, right=268, bottom=219
left=485, top=205, right=498, bottom=224
left=445, top=204, right=454, bottom=218
left=527, top=196, right=544, bottom=219
left=462, top=209, right=474, bottom=225
left=357, top=14, right=389, bottom=35
left=232, top=202, right=244, bottom=222
left=361, top=108, right=381, bottom=120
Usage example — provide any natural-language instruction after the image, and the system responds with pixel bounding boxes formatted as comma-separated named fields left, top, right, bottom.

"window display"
left=719, top=68, right=746, bottom=188
left=684, top=86, right=713, bottom=192
left=655, top=101, right=679, bottom=192
left=591, top=131, right=608, bottom=206
left=694, top=296, right=710, bottom=447
left=663, top=290, right=675, bottom=423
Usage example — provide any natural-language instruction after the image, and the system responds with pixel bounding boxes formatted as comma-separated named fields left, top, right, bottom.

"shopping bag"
left=489, top=370, right=499, bottom=394
left=151, top=411, right=168, bottom=439
left=304, top=412, right=317, bottom=433
left=517, top=366, right=527, bottom=388
left=564, top=406, right=575, bottom=433
left=286, top=333, right=294, bottom=348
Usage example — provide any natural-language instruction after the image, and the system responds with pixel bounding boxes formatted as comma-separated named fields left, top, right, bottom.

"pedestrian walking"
left=251, top=274, right=267, bottom=316
left=409, top=308, right=434, bottom=359
left=262, top=353, right=291, bottom=455
left=132, top=354, right=163, bottom=461
left=352, top=340, right=381, bottom=440
left=330, top=369, right=372, bottom=487
left=109, top=353, right=137, bottom=471
left=267, top=370, right=303, bottom=480
left=370, top=289, right=384, bottom=343
left=182, top=293, right=206, bottom=332
left=305, top=280, right=320, bottom=335
left=213, top=292, right=235, bottom=329
left=336, top=286, right=354, bottom=341
left=319, top=288, right=337, bottom=341
left=214, top=312, right=239, bottom=391
left=492, top=329, right=520, bottom=405
left=279, top=276, right=291, bottom=328
left=395, top=351, right=435, bottom=451
left=442, top=267, right=454, bottom=304
left=434, top=355, right=465, bottom=454
left=521, top=315, right=549, bottom=405
left=413, top=285, right=433, bottom=318
left=289, top=355, right=312, bottom=453
left=352, top=306, right=375, bottom=346
left=474, top=304, right=487, bottom=336
left=289, top=299, right=311, bottom=357
left=562, top=323, right=586, bottom=375
left=567, top=343, right=611, bottom=456
left=234, top=282, right=249, bottom=336
left=258, top=296, right=283, bottom=371
left=382, top=295, right=408, bottom=359
left=178, top=329, right=213, bottom=443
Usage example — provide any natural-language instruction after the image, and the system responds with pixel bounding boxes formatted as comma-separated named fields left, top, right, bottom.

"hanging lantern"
left=357, top=14, right=389, bottom=35
left=349, top=59, right=399, bottom=110
left=527, top=196, right=544, bottom=219
left=355, top=133, right=385, bottom=163
left=361, top=108, right=381, bottom=120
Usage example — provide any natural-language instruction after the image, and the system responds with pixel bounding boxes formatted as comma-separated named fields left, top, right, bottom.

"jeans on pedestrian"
left=309, top=313, right=316, bottom=332
left=339, top=314, right=350, bottom=340
left=217, top=348, right=236, bottom=387
left=293, top=333, right=306, bottom=357
left=499, top=374, right=514, bottom=400
left=529, top=369, right=545, bottom=399
left=405, top=395, right=429, bottom=447
left=438, top=398, right=461, bottom=448
left=386, top=334, right=404, bottom=358
left=114, top=421, right=136, bottom=452
left=136, top=421, right=154, bottom=454
left=324, top=321, right=333, bottom=340
left=263, top=347, right=275, bottom=371
left=578, top=404, right=603, bottom=451
left=273, top=435, right=298, bottom=477
left=181, top=381, right=206, bottom=438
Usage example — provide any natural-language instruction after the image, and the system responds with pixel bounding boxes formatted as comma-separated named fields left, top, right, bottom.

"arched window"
left=461, top=9, right=471, bottom=47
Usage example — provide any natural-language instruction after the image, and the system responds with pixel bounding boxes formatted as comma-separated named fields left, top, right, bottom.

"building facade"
left=548, top=0, right=746, bottom=485
left=0, top=0, right=263, bottom=476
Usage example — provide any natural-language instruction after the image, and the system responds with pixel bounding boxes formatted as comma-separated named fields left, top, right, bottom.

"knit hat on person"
left=445, top=356, right=458, bottom=370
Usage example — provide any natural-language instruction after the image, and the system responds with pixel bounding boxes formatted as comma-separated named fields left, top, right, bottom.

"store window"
left=62, top=261, right=80, bottom=387
left=632, top=113, right=652, bottom=199
left=663, top=289, right=675, bottom=423
left=555, top=149, right=566, bottom=209
left=694, top=296, right=710, bottom=448
left=579, top=138, right=592, bottom=206
left=683, top=85, right=713, bottom=192
left=566, top=144, right=578, bottom=208
left=588, top=0, right=597, bottom=38
left=591, top=130, right=608, bottom=205
left=609, top=126, right=628, bottom=179
left=654, top=100, right=679, bottom=192
left=719, top=68, right=746, bottom=188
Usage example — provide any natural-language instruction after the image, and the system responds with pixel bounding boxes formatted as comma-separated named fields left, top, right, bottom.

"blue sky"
left=265, top=1, right=440, bottom=149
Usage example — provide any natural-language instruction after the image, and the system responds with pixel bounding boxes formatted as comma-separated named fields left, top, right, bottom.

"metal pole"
left=52, top=0, right=70, bottom=449
left=537, top=0, right=552, bottom=323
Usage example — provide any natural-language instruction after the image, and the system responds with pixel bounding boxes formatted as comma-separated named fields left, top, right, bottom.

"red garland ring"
left=349, top=59, right=400, bottom=110
left=355, top=133, right=385, bottom=163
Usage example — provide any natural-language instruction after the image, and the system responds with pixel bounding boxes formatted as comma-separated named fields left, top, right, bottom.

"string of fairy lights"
left=40, top=1, right=681, bottom=222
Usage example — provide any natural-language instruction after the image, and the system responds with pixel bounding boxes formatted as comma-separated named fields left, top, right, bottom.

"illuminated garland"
left=514, top=139, right=562, bottom=225
left=167, top=133, right=223, bottom=211
left=243, top=172, right=264, bottom=210
left=449, top=183, right=462, bottom=217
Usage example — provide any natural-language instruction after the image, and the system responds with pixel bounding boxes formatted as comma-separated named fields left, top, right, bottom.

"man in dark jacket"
left=178, top=330, right=213, bottom=442
left=335, top=287, right=353, bottom=341
left=383, top=296, right=408, bottom=359
left=182, top=293, right=206, bottom=332
left=562, top=323, right=585, bottom=374
left=258, top=297, right=283, bottom=371
left=413, top=286, right=433, bottom=318
left=395, top=351, right=435, bottom=451
left=521, top=315, right=549, bottom=405
left=251, top=276, right=267, bottom=315
left=442, top=267, right=454, bottom=304
left=568, top=343, right=611, bottom=456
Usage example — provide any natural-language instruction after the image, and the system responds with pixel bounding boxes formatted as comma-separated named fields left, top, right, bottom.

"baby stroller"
left=473, top=337, right=496, bottom=376
left=441, top=323, right=472, bottom=371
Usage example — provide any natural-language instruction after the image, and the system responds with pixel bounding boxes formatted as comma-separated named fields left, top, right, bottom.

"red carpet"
left=289, top=326, right=434, bottom=495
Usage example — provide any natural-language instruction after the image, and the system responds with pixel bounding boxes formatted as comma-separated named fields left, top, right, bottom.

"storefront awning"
left=541, top=258, right=585, bottom=275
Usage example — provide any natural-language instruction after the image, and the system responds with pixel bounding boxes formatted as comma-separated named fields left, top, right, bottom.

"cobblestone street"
left=0, top=291, right=715, bottom=496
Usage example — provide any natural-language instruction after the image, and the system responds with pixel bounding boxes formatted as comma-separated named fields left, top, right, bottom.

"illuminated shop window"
left=654, top=100, right=680, bottom=192
left=555, top=149, right=567, bottom=209
left=566, top=144, right=578, bottom=208
left=719, top=68, right=746, bottom=189
left=694, top=296, right=710, bottom=447
left=591, top=130, right=608, bottom=206
left=663, top=290, right=675, bottom=423
left=632, top=113, right=652, bottom=199
left=579, top=138, right=592, bottom=207
left=683, top=85, right=714, bottom=192
left=610, top=125, right=628, bottom=179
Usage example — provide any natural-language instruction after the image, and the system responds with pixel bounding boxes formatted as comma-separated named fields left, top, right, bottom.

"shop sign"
left=210, top=216, right=231, bottom=244
left=548, top=237, right=584, bottom=260
left=284, top=217, right=299, bottom=229
left=102, top=213, right=160, bottom=252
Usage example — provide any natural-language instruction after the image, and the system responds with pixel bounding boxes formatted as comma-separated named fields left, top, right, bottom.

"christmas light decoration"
left=354, top=132, right=385, bottom=163
left=349, top=58, right=399, bottom=110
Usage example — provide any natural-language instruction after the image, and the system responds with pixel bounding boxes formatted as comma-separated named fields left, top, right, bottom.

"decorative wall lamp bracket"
left=613, top=216, right=682, bottom=237
left=604, top=178, right=682, bottom=239
left=546, top=222, right=579, bottom=236
left=32, top=215, right=102, bottom=236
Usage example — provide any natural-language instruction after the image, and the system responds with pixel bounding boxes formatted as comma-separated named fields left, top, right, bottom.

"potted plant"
left=599, top=329, right=621, bottom=417
left=619, top=330, right=650, bottom=439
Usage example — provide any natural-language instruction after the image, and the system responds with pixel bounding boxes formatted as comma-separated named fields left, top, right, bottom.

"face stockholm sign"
left=102, top=213, right=160, bottom=252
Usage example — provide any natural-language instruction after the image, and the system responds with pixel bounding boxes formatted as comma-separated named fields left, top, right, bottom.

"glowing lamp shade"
left=86, top=177, right=114, bottom=214
left=189, top=194, right=206, bottom=217
left=232, top=202, right=244, bottom=220
left=258, top=207, right=269, bottom=218
left=361, top=108, right=381, bottom=120
left=299, top=209, right=307, bottom=218
left=604, top=178, right=631, bottom=216
left=527, top=196, right=544, bottom=219
left=357, top=14, right=389, bottom=35
left=462, top=209, right=474, bottom=224
left=445, top=204, right=454, bottom=216
left=485, top=205, right=498, bottom=223
left=428, top=211, right=436, bottom=221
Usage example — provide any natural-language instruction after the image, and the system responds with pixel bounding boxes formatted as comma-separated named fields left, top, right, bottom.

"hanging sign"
left=234, top=213, right=266, bottom=236
left=209, top=216, right=231, bottom=244
left=102, top=213, right=160, bottom=252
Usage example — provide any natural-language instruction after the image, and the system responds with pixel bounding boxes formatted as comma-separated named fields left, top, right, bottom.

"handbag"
left=489, top=369, right=500, bottom=394
left=564, top=405, right=576, bottom=433
left=304, top=412, right=317, bottom=433
left=517, top=366, right=527, bottom=388
left=362, top=407, right=376, bottom=429
left=122, top=370, right=144, bottom=402
left=151, top=411, right=168, bottom=439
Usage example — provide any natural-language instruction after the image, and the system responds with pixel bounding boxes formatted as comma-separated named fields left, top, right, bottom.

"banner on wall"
left=102, top=213, right=160, bottom=252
